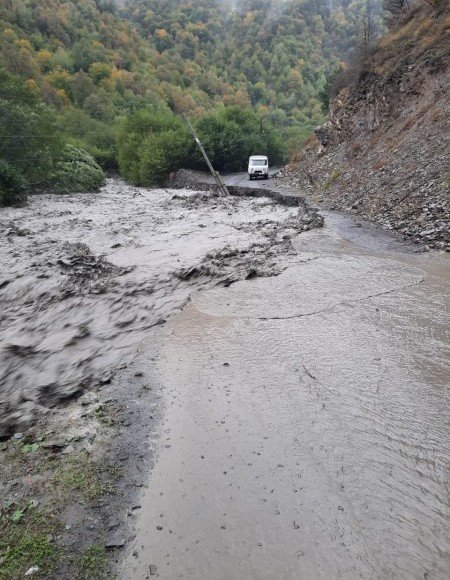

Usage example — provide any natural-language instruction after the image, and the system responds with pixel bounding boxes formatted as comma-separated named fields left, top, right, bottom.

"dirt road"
left=123, top=176, right=449, bottom=579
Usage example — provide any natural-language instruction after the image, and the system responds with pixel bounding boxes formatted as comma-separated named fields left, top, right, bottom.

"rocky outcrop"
left=284, top=4, right=449, bottom=251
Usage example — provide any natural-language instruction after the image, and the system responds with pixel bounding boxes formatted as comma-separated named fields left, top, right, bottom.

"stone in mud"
left=79, top=392, right=99, bottom=406
left=149, top=564, right=158, bottom=575
left=105, top=535, right=126, bottom=549
left=108, top=518, right=121, bottom=531
left=41, top=438, right=68, bottom=449
left=0, top=401, right=40, bottom=439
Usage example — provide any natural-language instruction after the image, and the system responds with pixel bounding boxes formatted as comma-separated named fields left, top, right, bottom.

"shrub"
left=118, top=108, right=194, bottom=185
left=196, top=107, right=285, bottom=172
left=48, top=145, right=105, bottom=193
left=138, top=129, right=192, bottom=186
left=58, top=109, right=118, bottom=169
left=117, top=105, right=286, bottom=186
left=0, top=160, right=28, bottom=206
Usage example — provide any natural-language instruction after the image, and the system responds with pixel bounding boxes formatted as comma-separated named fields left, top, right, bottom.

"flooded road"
left=0, top=179, right=319, bottom=435
left=1, top=174, right=449, bottom=578
left=123, top=198, right=449, bottom=579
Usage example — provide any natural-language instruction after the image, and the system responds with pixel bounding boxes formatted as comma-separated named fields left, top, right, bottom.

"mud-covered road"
left=1, top=175, right=449, bottom=579
left=122, top=175, right=450, bottom=579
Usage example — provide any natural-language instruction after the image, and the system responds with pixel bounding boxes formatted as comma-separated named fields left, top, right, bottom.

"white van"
left=248, top=156, right=269, bottom=180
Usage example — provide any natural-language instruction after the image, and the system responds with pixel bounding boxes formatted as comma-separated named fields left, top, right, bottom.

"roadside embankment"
left=283, top=4, right=449, bottom=251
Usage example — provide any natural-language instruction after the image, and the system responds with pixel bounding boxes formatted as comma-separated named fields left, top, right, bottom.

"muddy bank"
left=0, top=178, right=322, bottom=437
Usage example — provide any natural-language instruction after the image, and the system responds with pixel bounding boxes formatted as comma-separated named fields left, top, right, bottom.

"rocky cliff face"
left=284, top=3, right=449, bottom=250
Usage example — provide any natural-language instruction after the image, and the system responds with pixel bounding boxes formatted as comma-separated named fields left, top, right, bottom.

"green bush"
left=138, top=129, right=192, bottom=186
left=117, top=105, right=286, bottom=186
left=196, top=107, right=285, bottom=172
left=118, top=108, right=194, bottom=185
left=0, top=160, right=28, bottom=206
left=49, top=145, right=105, bottom=193
left=58, top=109, right=118, bottom=169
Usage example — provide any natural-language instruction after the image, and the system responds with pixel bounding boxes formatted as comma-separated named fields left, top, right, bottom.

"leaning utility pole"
left=183, top=114, right=229, bottom=196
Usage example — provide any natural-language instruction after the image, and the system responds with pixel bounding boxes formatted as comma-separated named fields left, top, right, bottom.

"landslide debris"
left=283, top=3, right=449, bottom=251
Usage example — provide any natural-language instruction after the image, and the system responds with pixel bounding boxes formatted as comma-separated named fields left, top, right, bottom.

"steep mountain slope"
left=0, top=0, right=383, bottom=164
left=122, top=0, right=384, bottom=142
left=284, top=2, right=449, bottom=250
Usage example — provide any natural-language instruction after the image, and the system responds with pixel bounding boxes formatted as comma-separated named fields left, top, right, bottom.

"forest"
left=0, top=0, right=386, bottom=201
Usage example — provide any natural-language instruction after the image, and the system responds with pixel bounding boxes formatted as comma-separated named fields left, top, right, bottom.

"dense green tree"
left=0, top=67, right=105, bottom=204
left=0, top=67, right=61, bottom=185
left=0, top=159, right=28, bottom=206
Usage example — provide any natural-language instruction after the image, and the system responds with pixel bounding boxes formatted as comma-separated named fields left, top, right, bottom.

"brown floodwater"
left=1, top=176, right=449, bottom=579
left=0, top=179, right=315, bottom=436
left=122, top=206, right=449, bottom=579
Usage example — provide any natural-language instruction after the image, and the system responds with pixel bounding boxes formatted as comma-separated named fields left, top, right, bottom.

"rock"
left=105, top=535, right=126, bottom=549
left=149, top=564, right=158, bottom=576
left=25, top=567, right=40, bottom=576
left=41, top=439, right=67, bottom=449
left=79, top=392, right=99, bottom=406
left=314, top=122, right=331, bottom=147
left=156, top=526, right=163, bottom=531
left=108, top=518, right=120, bottom=531
left=13, top=433, right=23, bottom=440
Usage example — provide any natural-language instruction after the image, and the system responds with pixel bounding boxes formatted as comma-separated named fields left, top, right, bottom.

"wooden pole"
left=183, top=114, right=229, bottom=196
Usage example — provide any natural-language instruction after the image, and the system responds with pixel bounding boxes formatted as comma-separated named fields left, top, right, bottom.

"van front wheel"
left=249, top=175, right=253, bottom=180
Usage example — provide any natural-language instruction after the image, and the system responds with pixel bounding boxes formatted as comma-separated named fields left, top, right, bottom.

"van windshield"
left=251, top=160, right=267, bottom=166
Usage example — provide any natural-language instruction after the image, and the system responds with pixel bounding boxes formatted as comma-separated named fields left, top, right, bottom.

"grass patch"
left=54, top=453, right=120, bottom=503
left=75, top=544, right=109, bottom=580
left=0, top=504, right=60, bottom=579
left=321, top=169, right=341, bottom=190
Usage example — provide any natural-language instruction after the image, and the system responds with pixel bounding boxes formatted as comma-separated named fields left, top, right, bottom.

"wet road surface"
left=123, top=186, right=449, bottom=579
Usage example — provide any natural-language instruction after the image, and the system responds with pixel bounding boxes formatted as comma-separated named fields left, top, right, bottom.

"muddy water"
left=123, top=217, right=449, bottom=579
left=0, top=179, right=316, bottom=436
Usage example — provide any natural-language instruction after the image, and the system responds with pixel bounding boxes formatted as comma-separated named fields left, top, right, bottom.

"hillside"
left=0, top=0, right=383, bottom=170
left=283, top=1, right=449, bottom=250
